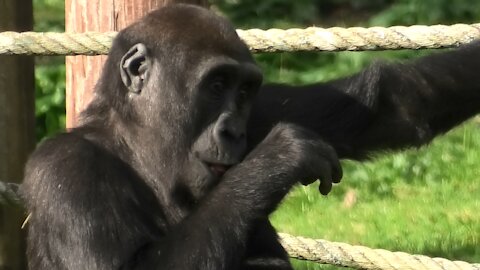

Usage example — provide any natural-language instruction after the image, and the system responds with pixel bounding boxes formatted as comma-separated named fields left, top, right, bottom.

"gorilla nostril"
left=220, top=129, right=235, bottom=141
left=220, top=128, right=244, bottom=142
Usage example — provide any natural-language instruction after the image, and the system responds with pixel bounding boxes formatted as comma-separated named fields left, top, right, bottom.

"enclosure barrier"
left=1, top=23, right=480, bottom=55
left=279, top=233, right=480, bottom=270
left=1, top=23, right=480, bottom=270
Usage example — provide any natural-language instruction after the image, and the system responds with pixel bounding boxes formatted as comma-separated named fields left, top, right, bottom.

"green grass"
left=272, top=120, right=480, bottom=269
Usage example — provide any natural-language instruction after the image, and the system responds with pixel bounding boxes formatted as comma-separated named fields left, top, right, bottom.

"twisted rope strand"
left=240, top=23, right=480, bottom=52
left=279, top=233, right=480, bottom=270
left=1, top=23, right=480, bottom=55
left=0, top=32, right=117, bottom=55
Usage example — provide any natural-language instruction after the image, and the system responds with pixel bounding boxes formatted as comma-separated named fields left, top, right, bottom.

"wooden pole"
left=0, top=0, right=34, bottom=269
left=65, top=0, right=208, bottom=128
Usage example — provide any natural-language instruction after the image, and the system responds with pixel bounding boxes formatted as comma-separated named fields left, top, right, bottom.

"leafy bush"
left=35, top=65, right=66, bottom=141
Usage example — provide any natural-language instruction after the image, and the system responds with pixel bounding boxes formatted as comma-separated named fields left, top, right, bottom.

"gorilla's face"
left=118, top=5, right=263, bottom=201
left=188, top=59, right=263, bottom=199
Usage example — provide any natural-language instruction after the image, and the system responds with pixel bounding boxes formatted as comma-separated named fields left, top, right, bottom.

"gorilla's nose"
left=213, top=113, right=246, bottom=144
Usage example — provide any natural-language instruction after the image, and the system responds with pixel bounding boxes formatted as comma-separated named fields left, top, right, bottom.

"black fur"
left=21, top=4, right=480, bottom=270
left=21, top=4, right=340, bottom=270
left=249, top=41, right=480, bottom=159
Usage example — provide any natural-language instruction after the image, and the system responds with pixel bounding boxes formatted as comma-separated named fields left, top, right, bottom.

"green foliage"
left=371, top=0, right=480, bottom=26
left=33, top=0, right=64, bottom=32
left=214, top=0, right=317, bottom=29
left=34, top=0, right=66, bottom=140
left=35, top=64, right=66, bottom=141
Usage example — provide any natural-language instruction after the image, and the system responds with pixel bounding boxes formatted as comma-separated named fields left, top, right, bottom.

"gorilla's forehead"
left=126, top=4, right=251, bottom=60
left=191, top=55, right=261, bottom=81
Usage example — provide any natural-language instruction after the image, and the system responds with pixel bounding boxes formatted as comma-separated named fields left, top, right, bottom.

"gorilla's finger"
left=332, top=163, right=343, bottom=183
left=319, top=179, right=332, bottom=195
left=321, top=146, right=342, bottom=183
left=300, top=178, right=316, bottom=186
left=317, top=163, right=333, bottom=195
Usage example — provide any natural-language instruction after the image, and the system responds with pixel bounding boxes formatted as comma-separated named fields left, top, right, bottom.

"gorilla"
left=20, top=3, right=480, bottom=270
left=21, top=4, right=340, bottom=270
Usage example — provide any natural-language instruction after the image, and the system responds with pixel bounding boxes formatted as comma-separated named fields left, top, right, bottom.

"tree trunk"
left=65, top=0, right=208, bottom=128
left=0, top=0, right=34, bottom=269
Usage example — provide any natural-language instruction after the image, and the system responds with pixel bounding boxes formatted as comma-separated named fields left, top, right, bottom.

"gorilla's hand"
left=247, top=123, right=342, bottom=196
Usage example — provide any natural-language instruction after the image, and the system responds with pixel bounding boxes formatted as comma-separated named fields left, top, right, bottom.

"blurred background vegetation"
left=33, top=0, right=480, bottom=269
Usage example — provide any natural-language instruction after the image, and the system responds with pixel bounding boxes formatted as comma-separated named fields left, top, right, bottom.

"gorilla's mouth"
left=206, top=163, right=232, bottom=177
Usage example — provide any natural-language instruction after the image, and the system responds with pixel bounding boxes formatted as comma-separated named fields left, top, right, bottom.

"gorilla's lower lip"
left=206, top=162, right=231, bottom=177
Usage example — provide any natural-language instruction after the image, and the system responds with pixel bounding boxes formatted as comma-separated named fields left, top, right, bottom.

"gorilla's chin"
left=184, top=158, right=226, bottom=200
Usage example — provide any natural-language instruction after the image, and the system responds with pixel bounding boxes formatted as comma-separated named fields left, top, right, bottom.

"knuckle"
left=264, top=123, right=343, bottom=185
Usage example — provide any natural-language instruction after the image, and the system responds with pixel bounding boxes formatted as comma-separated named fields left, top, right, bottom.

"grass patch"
left=272, top=120, right=480, bottom=269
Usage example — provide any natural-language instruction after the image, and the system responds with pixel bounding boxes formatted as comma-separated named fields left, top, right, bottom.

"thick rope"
left=0, top=32, right=117, bottom=55
left=279, top=233, right=480, bottom=270
left=1, top=23, right=480, bottom=55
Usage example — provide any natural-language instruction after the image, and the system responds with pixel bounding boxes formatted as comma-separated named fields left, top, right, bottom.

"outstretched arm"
left=249, top=41, right=480, bottom=159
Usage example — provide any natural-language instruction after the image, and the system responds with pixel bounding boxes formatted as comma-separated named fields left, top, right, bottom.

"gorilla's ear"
left=120, top=43, right=150, bottom=94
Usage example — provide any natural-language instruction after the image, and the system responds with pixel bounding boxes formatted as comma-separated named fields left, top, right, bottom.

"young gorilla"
left=21, top=3, right=480, bottom=270
left=21, top=4, right=341, bottom=270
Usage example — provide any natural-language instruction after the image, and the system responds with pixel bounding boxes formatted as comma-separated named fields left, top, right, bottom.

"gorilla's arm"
left=249, top=41, right=480, bottom=159
left=135, top=124, right=341, bottom=270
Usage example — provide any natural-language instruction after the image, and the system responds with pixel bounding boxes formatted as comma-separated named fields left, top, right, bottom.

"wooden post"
left=66, top=0, right=208, bottom=128
left=0, top=0, right=34, bottom=269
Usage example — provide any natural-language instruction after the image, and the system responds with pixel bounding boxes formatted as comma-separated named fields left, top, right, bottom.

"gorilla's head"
left=89, top=4, right=263, bottom=201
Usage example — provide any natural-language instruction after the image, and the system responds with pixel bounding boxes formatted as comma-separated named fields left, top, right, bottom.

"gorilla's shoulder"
left=32, top=132, right=103, bottom=162
left=23, top=132, right=117, bottom=188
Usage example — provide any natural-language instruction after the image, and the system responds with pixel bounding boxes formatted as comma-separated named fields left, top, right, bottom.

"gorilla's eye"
left=209, top=77, right=227, bottom=98
left=238, top=87, right=249, bottom=103
left=238, top=83, right=255, bottom=104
